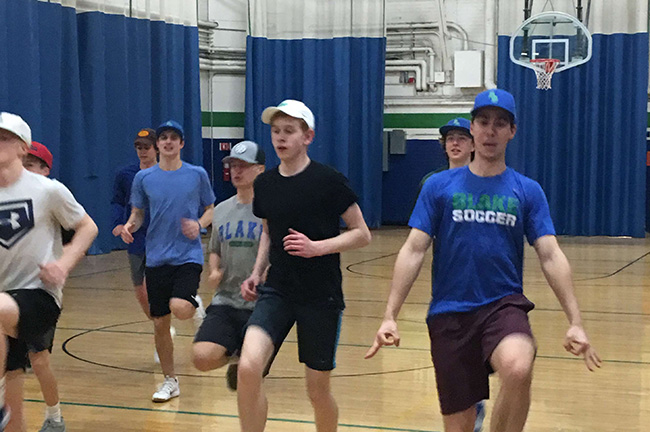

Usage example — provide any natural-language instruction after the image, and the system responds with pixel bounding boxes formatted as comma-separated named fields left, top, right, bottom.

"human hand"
left=365, top=319, right=400, bottom=359
left=283, top=228, right=322, bottom=258
left=39, top=261, right=69, bottom=288
left=241, top=275, right=261, bottom=301
left=181, top=218, right=201, bottom=240
left=564, top=324, right=602, bottom=371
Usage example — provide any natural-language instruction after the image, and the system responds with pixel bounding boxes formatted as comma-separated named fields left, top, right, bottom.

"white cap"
left=261, top=99, right=315, bottom=130
left=0, top=112, right=31, bottom=146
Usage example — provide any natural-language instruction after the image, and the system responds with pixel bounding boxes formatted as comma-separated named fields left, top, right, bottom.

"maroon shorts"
left=426, top=293, right=535, bottom=415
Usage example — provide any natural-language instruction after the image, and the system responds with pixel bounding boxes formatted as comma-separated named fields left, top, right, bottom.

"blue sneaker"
left=474, top=400, right=485, bottom=432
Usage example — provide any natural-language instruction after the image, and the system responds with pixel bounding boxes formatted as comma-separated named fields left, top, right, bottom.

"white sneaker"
left=193, top=296, right=206, bottom=327
left=152, top=376, right=180, bottom=402
left=154, top=326, right=176, bottom=364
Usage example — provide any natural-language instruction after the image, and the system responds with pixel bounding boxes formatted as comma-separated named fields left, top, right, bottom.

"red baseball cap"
left=28, top=141, right=53, bottom=169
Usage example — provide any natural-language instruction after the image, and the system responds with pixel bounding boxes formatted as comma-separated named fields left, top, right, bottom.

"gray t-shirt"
left=0, top=170, right=87, bottom=307
left=210, top=195, right=262, bottom=310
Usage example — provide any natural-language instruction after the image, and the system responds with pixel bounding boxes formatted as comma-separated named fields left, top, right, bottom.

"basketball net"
left=530, top=59, right=560, bottom=90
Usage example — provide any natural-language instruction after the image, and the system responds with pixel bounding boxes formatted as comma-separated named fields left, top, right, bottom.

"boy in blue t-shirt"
left=366, top=89, right=601, bottom=432
left=120, top=120, right=216, bottom=403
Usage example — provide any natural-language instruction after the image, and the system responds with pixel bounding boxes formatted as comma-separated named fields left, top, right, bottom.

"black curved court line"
left=343, top=247, right=650, bottom=283
left=345, top=252, right=397, bottom=279
left=61, top=320, right=436, bottom=379
left=574, top=250, right=650, bottom=281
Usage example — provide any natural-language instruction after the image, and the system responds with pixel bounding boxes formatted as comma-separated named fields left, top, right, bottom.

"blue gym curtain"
left=498, top=32, right=648, bottom=237
left=244, top=0, right=386, bottom=228
left=0, top=0, right=202, bottom=253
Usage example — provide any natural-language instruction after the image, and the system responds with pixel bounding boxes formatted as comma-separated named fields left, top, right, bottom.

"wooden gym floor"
left=21, top=227, right=650, bottom=431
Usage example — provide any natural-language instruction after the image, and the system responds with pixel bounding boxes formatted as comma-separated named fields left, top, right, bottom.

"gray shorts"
left=127, top=253, right=146, bottom=286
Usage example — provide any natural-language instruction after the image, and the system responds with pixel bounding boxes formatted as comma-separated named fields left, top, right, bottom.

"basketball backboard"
left=509, top=11, right=592, bottom=74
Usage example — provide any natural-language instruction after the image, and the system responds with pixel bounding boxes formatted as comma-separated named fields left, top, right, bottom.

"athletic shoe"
left=0, top=406, right=9, bottom=431
left=474, top=400, right=486, bottom=432
left=152, top=376, right=180, bottom=402
left=193, top=296, right=206, bottom=327
left=154, top=326, right=176, bottom=364
left=39, top=418, right=66, bottom=432
left=226, top=357, right=239, bottom=391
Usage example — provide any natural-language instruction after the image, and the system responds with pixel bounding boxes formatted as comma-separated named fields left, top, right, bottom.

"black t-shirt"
left=253, top=161, right=358, bottom=309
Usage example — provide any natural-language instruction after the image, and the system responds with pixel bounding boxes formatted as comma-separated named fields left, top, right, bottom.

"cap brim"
left=222, top=155, right=257, bottom=164
left=0, top=127, right=29, bottom=146
left=439, top=125, right=471, bottom=137
left=156, top=126, right=183, bottom=138
left=261, top=107, right=282, bottom=124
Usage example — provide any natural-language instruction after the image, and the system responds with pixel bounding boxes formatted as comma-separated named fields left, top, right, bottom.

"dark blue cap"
left=156, top=120, right=184, bottom=140
left=471, top=89, right=517, bottom=123
left=439, top=117, right=472, bottom=137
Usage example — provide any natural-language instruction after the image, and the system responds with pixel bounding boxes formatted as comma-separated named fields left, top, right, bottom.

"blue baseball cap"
left=156, top=120, right=184, bottom=140
left=439, top=117, right=472, bottom=138
left=471, top=89, right=517, bottom=123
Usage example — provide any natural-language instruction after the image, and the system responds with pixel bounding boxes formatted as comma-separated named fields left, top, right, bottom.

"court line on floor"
left=60, top=320, right=435, bottom=379
left=344, top=249, right=650, bottom=282
left=23, top=399, right=439, bottom=432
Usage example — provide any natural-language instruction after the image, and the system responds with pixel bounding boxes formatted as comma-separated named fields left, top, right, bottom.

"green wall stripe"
left=383, top=113, right=470, bottom=129
left=202, top=111, right=471, bottom=129
left=202, top=112, right=246, bottom=128
left=203, top=111, right=650, bottom=129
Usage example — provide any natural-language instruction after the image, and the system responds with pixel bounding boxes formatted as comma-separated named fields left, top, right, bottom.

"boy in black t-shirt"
left=238, top=100, right=372, bottom=432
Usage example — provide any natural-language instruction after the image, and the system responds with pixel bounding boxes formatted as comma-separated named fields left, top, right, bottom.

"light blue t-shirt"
left=409, top=166, right=555, bottom=317
left=131, top=163, right=216, bottom=267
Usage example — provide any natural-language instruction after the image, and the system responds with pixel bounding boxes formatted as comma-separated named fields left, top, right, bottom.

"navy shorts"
left=6, top=289, right=61, bottom=371
left=427, top=293, right=535, bottom=415
left=145, top=263, right=201, bottom=317
left=127, top=253, right=146, bottom=286
left=246, top=286, right=343, bottom=371
left=194, top=304, right=253, bottom=356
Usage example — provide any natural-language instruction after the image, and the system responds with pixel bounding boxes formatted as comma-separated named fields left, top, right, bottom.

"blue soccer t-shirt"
left=131, top=163, right=216, bottom=267
left=409, top=166, right=555, bottom=316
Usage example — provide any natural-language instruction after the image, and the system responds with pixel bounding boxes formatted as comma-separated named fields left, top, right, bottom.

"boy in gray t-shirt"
left=192, top=140, right=266, bottom=391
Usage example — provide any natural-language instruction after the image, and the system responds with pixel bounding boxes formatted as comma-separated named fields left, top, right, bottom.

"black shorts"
left=6, top=289, right=61, bottom=371
left=427, top=293, right=535, bottom=415
left=245, top=286, right=343, bottom=371
left=194, top=304, right=253, bottom=356
left=145, top=263, right=201, bottom=317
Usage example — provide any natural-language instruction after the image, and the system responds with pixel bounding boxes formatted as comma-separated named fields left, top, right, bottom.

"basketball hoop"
left=530, top=58, right=560, bottom=90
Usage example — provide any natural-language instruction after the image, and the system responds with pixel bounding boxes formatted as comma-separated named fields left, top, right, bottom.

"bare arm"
left=40, top=214, right=98, bottom=288
left=199, top=204, right=215, bottom=229
left=241, top=219, right=271, bottom=301
left=120, top=207, right=145, bottom=244
left=207, top=252, right=223, bottom=290
left=365, top=228, right=432, bottom=358
left=534, top=235, right=601, bottom=370
left=283, top=203, right=372, bottom=258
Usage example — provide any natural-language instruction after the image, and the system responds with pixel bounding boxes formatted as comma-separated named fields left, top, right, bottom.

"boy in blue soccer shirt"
left=120, top=120, right=215, bottom=402
left=367, top=89, right=601, bottom=432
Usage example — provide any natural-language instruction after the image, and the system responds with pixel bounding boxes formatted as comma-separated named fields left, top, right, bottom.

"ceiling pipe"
left=386, top=47, right=436, bottom=83
left=386, top=65, right=424, bottom=91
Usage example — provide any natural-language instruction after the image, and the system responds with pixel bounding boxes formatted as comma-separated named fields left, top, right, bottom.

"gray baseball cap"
left=223, top=140, right=266, bottom=165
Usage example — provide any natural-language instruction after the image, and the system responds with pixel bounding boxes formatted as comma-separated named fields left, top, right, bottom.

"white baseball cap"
left=0, top=112, right=31, bottom=146
left=261, top=99, right=315, bottom=130
left=0, top=112, right=32, bottom=146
